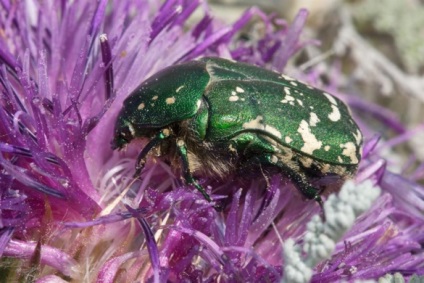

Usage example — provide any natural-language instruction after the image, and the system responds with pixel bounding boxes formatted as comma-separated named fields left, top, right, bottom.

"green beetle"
left=112, top=57, right=362, bottom=207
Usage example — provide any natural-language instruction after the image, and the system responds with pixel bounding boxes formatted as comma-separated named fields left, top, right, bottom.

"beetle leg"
left=230, top=133, right=323, bottom=208
left=176, top=138, right=212, bottom=202
left=244, top=152, right=323, bottom=207
left=264, top=154, right=323, bottom=207
left=133, top=129, right=170, bottom=178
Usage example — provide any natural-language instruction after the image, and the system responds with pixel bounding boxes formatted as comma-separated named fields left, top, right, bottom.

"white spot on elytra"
left=338, top=156, right=343, bottom=163
left=243, top=115, right=282, bottom=139
left=324, top=92, right=337, bottom=105
left=137, top=103, right=145, bottom=110
left=281, top=95, right=295, bottom=104
left=229, top=96, right=239, bottom=102
left=309, top=112, right=320, bottom=126
left=176, top=85, right=185, bottom=93
left=284, top=87, right=291, bottom=95
left=231, top=91, right=237, bottom=96
left=196, top=100, right=202, bottom=108
left=324, top=145, right=330, bottom=151
left=166, top=97, right=176, bottom=104
left=281, top=74, right=294, bottom=81
left=340, top=142, right=358, bottom=164
left=271, top=155, right=278, bottom=164
left=297, top=120, right=322, bottom=155
left=328, top=105, right=341, bottom=121
left=236, top=87, right=245, bottom=93
left=290, top=81, right=298, bottom=86
left=353, top=129, right=362, bottom=145
left=297, top=99, right=304, bottom=107
left=152, top=95, right=158, bottom=101
left=285, top=136, right=292, bottom=143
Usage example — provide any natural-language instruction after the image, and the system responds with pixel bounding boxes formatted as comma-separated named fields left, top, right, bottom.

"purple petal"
left=4, top=240, right=78, bottom=277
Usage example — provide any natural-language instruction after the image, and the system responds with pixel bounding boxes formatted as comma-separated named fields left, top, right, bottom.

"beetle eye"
left=119, top=132, right=130, bottom=143
left=112, top=126, right=133, bottom=149
left=120, top=126, right=134, bottom=141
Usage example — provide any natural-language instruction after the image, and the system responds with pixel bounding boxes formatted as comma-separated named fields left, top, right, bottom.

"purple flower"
left=1, top=1, right=424, bottom=282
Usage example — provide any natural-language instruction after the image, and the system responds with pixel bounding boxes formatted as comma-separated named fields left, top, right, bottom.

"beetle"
left=112, top=57, right=363, bottom=208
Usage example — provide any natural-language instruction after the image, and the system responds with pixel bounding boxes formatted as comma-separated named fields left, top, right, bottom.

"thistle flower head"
left=0, top=1, right=423, bottom=282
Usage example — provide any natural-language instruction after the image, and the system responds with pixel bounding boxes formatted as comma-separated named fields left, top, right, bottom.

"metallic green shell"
left=199, top=57, right=362, bottom=165
left=117, top=57, right=362, bottom=166
left=117, top=60, right=209, bottom=131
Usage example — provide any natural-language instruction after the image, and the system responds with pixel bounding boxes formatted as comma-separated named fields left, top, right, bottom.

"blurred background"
left=204, top=0, right=424, bottom=176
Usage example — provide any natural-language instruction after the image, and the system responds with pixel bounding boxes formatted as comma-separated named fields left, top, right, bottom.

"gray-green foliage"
left=379, top=272, right=424, bottom=283
left=353, top=0, right=424, bottom=74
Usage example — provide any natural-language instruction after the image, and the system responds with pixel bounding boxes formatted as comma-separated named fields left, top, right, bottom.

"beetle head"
left=112, top=118, right=161, bottom=150
left=112, top=60, right=209, bottom=150
left=111, top=120, right=135, bottom=150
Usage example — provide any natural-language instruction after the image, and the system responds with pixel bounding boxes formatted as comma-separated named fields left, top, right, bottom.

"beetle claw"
left=133, top=170, right=141, bottom=179
left=213, top=199, right=226, bottom=212
left=315, top=195, right=326, bottom=222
